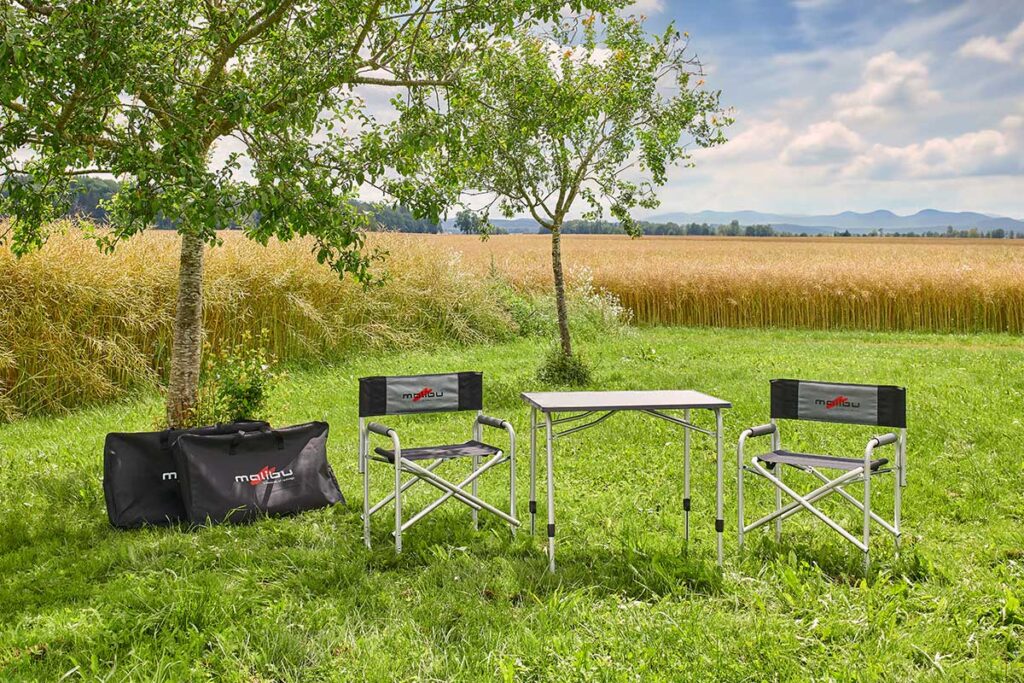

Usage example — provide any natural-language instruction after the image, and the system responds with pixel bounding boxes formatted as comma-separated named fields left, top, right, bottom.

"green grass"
left=1, top=327, right=1023, bottom=681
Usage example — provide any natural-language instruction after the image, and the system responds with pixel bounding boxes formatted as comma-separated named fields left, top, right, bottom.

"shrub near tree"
left=0, top=0, right=616, bottom=427
left=446, top=14, right=729, bottom=382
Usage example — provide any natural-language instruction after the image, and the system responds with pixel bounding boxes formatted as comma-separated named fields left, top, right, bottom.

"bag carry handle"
left=229, top=429, right=285, bottom=454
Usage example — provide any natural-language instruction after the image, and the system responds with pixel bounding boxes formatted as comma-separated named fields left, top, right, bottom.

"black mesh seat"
left=375, top=440, right=501, bottom=462
left=756, top=449, right=889, bottom=472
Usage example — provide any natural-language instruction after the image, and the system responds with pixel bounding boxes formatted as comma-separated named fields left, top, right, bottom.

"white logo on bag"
left=162, top=472, right=178, bottom=481
left=235, top=466, right=295, bottom=486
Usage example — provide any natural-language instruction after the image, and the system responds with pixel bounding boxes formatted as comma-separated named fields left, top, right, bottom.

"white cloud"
left=957, top=21, right=1024, bottom=63
left=844, top=117, right=1023, bottom=180
left=707, top=119, right=792, bottom=161
left=781, top=120, right=863, bottom=165
left=627, top=0, right=664, bottom=15
left=833, top=51, right=939, bottom=122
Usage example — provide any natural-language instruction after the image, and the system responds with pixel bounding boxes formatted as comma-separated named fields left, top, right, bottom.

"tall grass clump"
left=0, top=223, right=627, bottom=419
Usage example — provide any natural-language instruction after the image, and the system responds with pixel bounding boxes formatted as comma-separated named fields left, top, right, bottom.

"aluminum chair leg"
left=530, top=408, right=537, bottom=535
left=362, top=427, right=371, bottom=549
left=737, top=433, right=745, bottom=553
left=775, top=464, right=784, bottom=542
left=863, top=448, right=872, bottom=575
left=394, top=459, right=403, bottom=554
left=508, top=427, right=517, bottom=536
left=472, top=412, right=482, bottom=529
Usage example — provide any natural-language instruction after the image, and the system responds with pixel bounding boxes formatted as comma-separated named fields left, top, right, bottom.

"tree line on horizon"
left=15, top=178, right=1020, bottom=240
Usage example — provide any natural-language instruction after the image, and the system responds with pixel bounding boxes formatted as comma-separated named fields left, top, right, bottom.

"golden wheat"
left=3, top=226, right=1023, bottom=419
left=443, top=233, right=1024, bottom=334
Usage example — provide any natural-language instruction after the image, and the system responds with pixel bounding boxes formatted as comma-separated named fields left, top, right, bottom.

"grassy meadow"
left=1, top=327, right=1023, bottom=680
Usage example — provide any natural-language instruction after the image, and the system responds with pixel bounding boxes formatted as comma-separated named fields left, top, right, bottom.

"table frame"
left=523, top=391, right=729, bottom=572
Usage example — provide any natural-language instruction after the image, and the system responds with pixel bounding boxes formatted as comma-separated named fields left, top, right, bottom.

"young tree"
left=449, top=15, right=729, bottom=367
left=0, top=0, right=611, bottom=426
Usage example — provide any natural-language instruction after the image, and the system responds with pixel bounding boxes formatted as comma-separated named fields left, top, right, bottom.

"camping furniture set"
left=103, top=372, right=908, bottom=573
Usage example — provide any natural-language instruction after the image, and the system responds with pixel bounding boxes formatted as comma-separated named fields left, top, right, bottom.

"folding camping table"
left=520, top=390, right=732, bottom=572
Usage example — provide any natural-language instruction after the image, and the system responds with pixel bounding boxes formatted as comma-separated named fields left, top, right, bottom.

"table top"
left=520, top=390, right=732, bottom=413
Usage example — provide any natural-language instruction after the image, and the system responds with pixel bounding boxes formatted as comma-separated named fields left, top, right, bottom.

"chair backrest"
left=770, top=379, right=906, bottom=428
left=359, top=372, right=483, bottom=417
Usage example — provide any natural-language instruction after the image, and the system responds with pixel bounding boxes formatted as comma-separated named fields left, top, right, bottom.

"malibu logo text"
left=817, top=395, right=860, bottom=410
left=235, top=466, right=294, bottom=486
left=404, top=387, right=442, bottom=402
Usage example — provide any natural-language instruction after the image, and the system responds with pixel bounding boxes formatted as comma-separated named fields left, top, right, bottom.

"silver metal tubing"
left=745, top=465, right=865, bottom=531
left=530, top=407, right=537, bottom=535
left=392, top=431, right=403, bottom=554
left=736, top=422, right=778, bottom=553
left=804, top=467, right=899, bottom=537
left=737, top=431, right=747, bottom=552
left=361, top=419, right=370, bottom=548
left=552, top=411, right=615, bottom=439
left=358, top=417, right=366, bottom=475
left=683, top=408, right=691, bottom=542
left=775, top=458, right=784, bottom=542
left=396, top=453, right=509, bottom=533
left=398, top=461, right=484, bottom=510
left=642, top=409, right=715, bottom=437
left=715, top=409, right=724, bottom=565
left=546, top=412, right=556, bottom=573
left=894, top=429, right=906, bottom=550
left=507, top=422, right=517, bottom=536
left=749, top=459, right=868, bottom=552
left=367, top=458, right=445, bottom=518
left=863, top=440, right=874, bottom=574
left=772, top=419, right=781, bottom=543
left=472, top=411, right=482, bottom=529
left=548, top=411, right=597, bottom=427
left=400, top=459, right=521, bottom=526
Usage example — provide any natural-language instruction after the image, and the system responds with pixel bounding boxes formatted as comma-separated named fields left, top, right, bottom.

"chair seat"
left=374, top=440, right=502, bottom=462
left=756, top=449, right=889, bottom=472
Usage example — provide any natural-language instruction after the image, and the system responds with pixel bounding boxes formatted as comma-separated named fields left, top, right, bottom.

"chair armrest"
left=367, top=421, right=396, bottom=438
left=741, top=423, right=777, bottom=440
left=868, top=432, right=898, bottom=448
left=476, top=414, right=511, bottom=430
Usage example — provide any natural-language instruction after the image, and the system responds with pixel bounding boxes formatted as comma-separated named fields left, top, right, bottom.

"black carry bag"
left=103, top=421, right=270, bottom=529
left=174, top=421, right=344, bottom=525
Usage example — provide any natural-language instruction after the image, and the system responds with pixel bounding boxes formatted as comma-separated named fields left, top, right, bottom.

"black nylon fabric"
left=174, top=421, right=343, bottom=525
left=103, top=421, right=269, bottom=529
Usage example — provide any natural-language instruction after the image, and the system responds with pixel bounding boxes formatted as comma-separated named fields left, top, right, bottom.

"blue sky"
left=630, top=0, right=1024, bottom=217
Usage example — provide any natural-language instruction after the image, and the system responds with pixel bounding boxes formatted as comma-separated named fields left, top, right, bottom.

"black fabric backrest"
left=770, top=379, right=906, bottom=428
left=359, top=372, right=483, bottom=417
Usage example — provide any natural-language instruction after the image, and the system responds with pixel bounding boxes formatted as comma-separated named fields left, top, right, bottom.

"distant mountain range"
left=471, top=209, right=1024, bottom=235
left=642, top=209, right=1024, bottom=234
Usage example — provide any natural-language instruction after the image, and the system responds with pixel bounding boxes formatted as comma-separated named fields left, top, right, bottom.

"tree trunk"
left=165, top=232, right=206, bottom=428
left=549, top=223, right=573, bottom=358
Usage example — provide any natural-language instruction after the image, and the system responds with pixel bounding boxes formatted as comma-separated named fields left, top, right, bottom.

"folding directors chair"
left=358, top=372, right=519, bottom=552
left=737, top=379, right=907, bottom=572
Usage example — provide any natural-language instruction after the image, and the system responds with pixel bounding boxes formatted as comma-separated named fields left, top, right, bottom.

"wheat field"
left=444, top=233, right=1024, bottom=333
left=3, top=225, right=1024, bottom=419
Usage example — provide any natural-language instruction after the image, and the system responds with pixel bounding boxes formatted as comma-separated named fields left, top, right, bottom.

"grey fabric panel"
left=385, top=374, right=460, bottom=414
left=796, top=382, right=878, bottom=425
left=374, top=440, right=500, bottom=462
left=756, top=449, right=889, bottom=472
